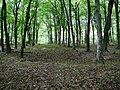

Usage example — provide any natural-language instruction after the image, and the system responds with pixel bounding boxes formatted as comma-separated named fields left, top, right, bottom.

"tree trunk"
left=36, top=24, right=39, bottom=44
left=53, top=14, right=57, bottom=44
left=103, top=0, right=107, bottom=21
left=32, top=1, right=38, bottom=46
left=3, top=0, right=11, bottom=53
left=13, top=0, right=21, bottom=49
left=21, top=0, right=32, bottom=58
left=74, top=3, right=79, bottom=47
left=95, top=0, right=104, bottom=64
left=103, top=0, right=114, bottom=52
left=115, top=0, right=120, bottom=49
left=57, top=16, right=61, bottom=45
left=63, top=0, right=71, bottom=47
left=91, top=20, right=95, bottom=44
left=14, top=11, right=18, bottom=49
left=69, top=0, right=75, bottom=49
left=60, top=0, right=65, bottom=45
left=78, top=6, right=82, bottom=47
left=1, top=6, right=4, bottom=52
left=10, top=23, right=14, bottom=45
left=86, top=0, right=91, bottom=52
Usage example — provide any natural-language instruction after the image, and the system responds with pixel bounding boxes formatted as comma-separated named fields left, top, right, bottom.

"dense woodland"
left=0, top=0, right=120, bottom=89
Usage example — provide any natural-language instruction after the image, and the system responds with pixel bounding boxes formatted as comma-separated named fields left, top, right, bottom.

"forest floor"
left=0, top=44, right=120, bottom=90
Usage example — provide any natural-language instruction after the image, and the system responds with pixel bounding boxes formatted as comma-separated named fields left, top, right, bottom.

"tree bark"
left=78, top=6, right=82, bottom=47
left=103, top=0, right=114, bottom=52
left=1, top=6, right=4, bottom=52
left=63, top=0, right=71, bottom=47
left=32, top=0, right=38, bottom=46
left=74, top=2, right=79, bottom=47
left=21, top=0, right=32, bottom=58
left=36, top=24, right=39, bottom=44
left=86, top=0, right=91, bottom=52
left=95, top=0, right=104, bottom=64
left=13, top=0, right=21, bottom=49
left=103, top=0, right=107, bottom=21
left=69, top=0, right=75, bottom=49
left=91, top=20, right=95, bottom=44
left=115, top=0, right=120, bottom=49
left=3, top=0, right=11, bottom=53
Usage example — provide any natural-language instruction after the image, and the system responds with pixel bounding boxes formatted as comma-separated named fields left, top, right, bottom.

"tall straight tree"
left=95, top=0, right=104, bottom=63
left=74, top=2, right=79, bottom=47
left=59, top=0, right=65, bottom=45
left=32, top=0, right=38, bottom=46
left=1, top=6, right=4, bottom=52
left=86, top=0, right=91, bottom=51
left=103, top=0, right=114, bottom=52
left=63, top=0, right=71, bottom=47
left=77, top=6, right=82, bottom=46
left=21, top=0, right=32, bottom=58
left=12, top=0, right=21, bottom=49
left=115, top=0, right=120, bottom=48
left=51, top=1, right=57, bottom=44
left=77, top=5, right=82, bottom=46
left=69, top=0, right=75, bottom=49
left=2, top=0, right=11, bottom=53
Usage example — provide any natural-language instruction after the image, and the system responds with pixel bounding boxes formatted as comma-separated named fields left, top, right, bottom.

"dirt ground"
left=0, top=44, right=120, bottom=90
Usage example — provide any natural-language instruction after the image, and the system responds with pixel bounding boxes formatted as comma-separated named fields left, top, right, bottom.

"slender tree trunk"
left=53, top=14, right=57, bottom=44
left=3, top=0, right=11, bottom=53
left=60, top=0, right=65, bottom=45
left=21, top=0, right=32, bottom=58
left=69, top=0, right=75, bottom=49
left=91, top=20, right=95, bottom=44
left=1, top=6, right=4, bottom=52
left=36, top=24, right=39, bottom=44
left=74, top=3, right=79, bottom=47
left=86, top=0, right=91, bottom=51
left=103, top=0, right=114, bottom=52
left=11, top=23, right=14, bottom=45
left=51, top=1, right=57, bottom=44
left=14, top=9, right=18, bottom=49
left=95, top=0, right=104, bottom=64
left=13, top=0, right=21, bottom=49
left=65, top=27, right=67, bottom=45
left=57, top=16, right=61, bottom=45
left=78, top=6, right=82, bottom=47
left=27, top=14, right=34, bottom=45
left=103, top=0, right=107, bottom=21
left=50, top=23, right=53, bottom=44
left=63, top=0, right=71, bottom=47
left=32, top=1, right=38, bottom=46
left=115, top=0, right=120, bottom=48
left=32, top=25, right=35, bottom=46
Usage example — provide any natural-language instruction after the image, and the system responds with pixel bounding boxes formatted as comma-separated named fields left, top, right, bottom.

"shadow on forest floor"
left=0, top=44, right=120, bottom=90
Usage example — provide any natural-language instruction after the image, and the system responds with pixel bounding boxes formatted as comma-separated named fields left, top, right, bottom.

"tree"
left=21, top=0, right=32, bottom=58
left=69, top=0, right=75, bottom=49
left=73, top=2, right=79, bottom=47
left=1, top=6, right=4, bottom=52
left=12, top=0, right=21, bottom=49
left=103, top=0, right=114, bottom=52
left=95, top=0, right=104, bottom=64
left=63, top=0, right=71, bottom=47
left=115, top=0, right=120, bottom=49
left=2, top=0, right=11, bottom=53
left=77, top=4, right=82, bottom=46
left=32, top=0, right=39, bottom=46
left=86, top=0, right=91, bottom=51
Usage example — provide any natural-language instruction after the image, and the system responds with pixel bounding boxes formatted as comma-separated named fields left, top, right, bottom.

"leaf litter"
left=0, top=44, right=120, bottom=90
